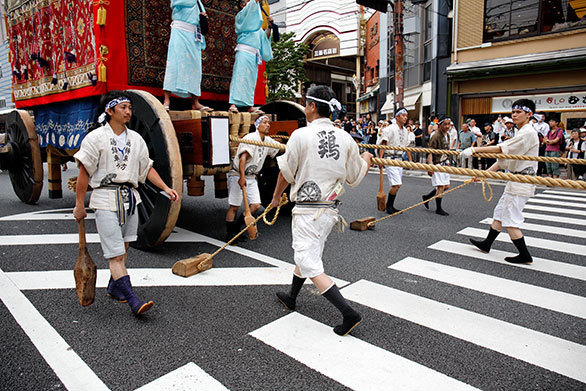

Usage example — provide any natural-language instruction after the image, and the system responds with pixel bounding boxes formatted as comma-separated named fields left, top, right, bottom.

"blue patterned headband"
left=395, top=108, right=408, bottom=117
left=98, top=97, right=131, bottom=123
left=255, top=115, right=269, bottom=129
left=306, top=95, right=342, bottom=112
left=512, top=105, right=532, bottom=113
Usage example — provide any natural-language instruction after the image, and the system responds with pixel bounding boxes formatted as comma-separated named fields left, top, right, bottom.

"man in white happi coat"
left=271, top=85, right=372, bottom=336
left=377, top=107, right=412, bottom=214
left=225, top=115, right=281, bottom=241
left=461, top=98, right=539, bottom=264
left=73, top=91, right=179, bottom=315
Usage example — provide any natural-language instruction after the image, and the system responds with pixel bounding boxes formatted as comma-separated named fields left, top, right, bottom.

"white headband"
left=306, top=95, right=342, bottom=112
left=395, top=108, right=408, bottom=117
left=255, top=115, right=269, bottom=129
left=513, top=105, right=532, bottom=113
left=98, top=97, right=131, bottom=123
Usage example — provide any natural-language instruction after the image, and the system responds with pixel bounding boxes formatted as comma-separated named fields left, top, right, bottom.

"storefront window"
left=483, top=0, right=586, bottom=42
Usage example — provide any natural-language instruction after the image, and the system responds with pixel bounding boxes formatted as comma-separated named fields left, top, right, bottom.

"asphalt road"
left=0, top=165, right=585, bottom=391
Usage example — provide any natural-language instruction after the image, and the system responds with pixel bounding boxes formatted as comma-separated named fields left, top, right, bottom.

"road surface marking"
left=428, top=240, right=586, bottom=281
left=521, top=212, right=586, bottom=226
left=135, top=362, right=228, bottom=391
left=542, top=190, right=586, bottom=198
left=534, top=193, right=586, bottom=202
left=479, top=218, right=586, bottom=239
left=523, top=204, right=586, bottom=216
left=458, top=227, right=586, bottom=255
left=527, top=198, right=586, bottom=209
left=341, top=280, right=586, bottom=383
left=250, top=312, right=478, bottom=391
left=0, top=267, right=109, bottom=391
left=389, top=257, right=586, bottom=319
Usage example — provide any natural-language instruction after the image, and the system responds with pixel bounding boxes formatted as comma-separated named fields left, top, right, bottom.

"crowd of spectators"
left=337, top=113, right=586, bottom=180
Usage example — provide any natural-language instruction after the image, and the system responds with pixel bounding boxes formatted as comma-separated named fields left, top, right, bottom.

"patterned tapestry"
left=6, top=0, right=97, bottom=102
left=125, top=0, right=240, bottom=96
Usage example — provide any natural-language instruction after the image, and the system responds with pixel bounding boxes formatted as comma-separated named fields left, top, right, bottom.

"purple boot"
left=107, top=276, right=127, bottom=303
left=114, top=275, right=154, bottom=315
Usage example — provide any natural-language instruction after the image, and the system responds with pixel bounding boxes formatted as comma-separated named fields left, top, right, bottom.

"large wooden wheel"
left=125, top=90, right=183, bottom=248
left=6, top=110, right=43, bottom=204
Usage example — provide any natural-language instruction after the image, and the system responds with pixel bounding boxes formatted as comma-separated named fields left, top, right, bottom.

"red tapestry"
left=6, top=0, right=99, bottom=104
left=125, top=0, right=241, bottom=100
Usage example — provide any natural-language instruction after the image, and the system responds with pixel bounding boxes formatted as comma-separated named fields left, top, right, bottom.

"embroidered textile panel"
left=125, top=0, right=240, bottom=96
left=33, top=98, right=98, bottom=149
left=6, top=0, right=97, bottom=102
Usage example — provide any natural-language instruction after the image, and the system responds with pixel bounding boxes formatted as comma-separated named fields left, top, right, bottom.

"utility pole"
left=394, top=0, right=404, bottom=109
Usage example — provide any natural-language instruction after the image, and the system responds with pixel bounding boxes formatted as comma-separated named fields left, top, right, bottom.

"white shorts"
left=228, top=176, right=261, bottom=206
left=493, top=192, right=528, bottom=228
left=385, top=166, right=403, bottom=186
left=94, top=209, right=138, bottom=259
left=431, top=172, right=450, bottom=187
left=291, top=212, right=338, bottom=278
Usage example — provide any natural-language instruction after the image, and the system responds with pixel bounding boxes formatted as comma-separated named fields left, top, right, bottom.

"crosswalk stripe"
left=389, top=257, right=586, bottom=319
left=479, top=218, right=586, bottom=239
left=543, top=190, right=586, bottom=198
left=250, top=312, right=478, bottom=391
left=527, top=198, right=586, bottom=209
left=135, top=362, right=228, bottom=391
left=341, top=280, right=586, bottom=383
left=522, top=212, right=586, bottom=226
left=534, top=193, right=586, bottom=202
left=458, top=227, right=586, bottom=255
left=428, top=240, right=586, bottom=282
left=0, top=268, right=109, bottom=390
left=523, top=203, right=586, bottom=216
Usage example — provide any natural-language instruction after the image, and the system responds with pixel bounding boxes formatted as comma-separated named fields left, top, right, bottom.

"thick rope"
left=229, top=136, right=586, bottom=190
left=212, top=193, right=288, bottom=258
left=368, top=179, right=487, bottom=227
left=360, top=143, right=585, bottom=165
left=372, top=158, right=586, bottom=190
left=231, top=135, right=584, bottom=164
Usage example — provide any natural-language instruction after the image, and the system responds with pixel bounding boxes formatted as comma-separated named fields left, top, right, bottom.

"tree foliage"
left=266, top=32, right=309, bottom=102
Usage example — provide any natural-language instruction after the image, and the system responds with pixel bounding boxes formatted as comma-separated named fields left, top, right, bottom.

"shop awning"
left=380, top=93, right=394, bottom=114
left=403, top=92, right=421, bottom=111
left=447, top=47, right=586, bottom=80
left=357, top=85, right=380, bottom=102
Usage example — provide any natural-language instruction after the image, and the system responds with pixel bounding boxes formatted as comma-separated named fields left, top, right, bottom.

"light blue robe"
left=228, top=0, right=273, bottom=107
left=163, top=0, right=206, bottom=98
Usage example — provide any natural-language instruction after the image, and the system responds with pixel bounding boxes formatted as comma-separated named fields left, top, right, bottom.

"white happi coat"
left=277, top=117, right=369, bottom=213
left=228, top=131, right=280, bottom=178
left=497, top=122, right=539, bottom=197
left=74, top=123, right=153, bottom=211
left=378, top=122, right=409, bottom=158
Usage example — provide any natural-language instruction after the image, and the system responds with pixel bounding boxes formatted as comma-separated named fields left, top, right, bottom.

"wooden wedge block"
left=168, top=110, right=193, bottom=121
left=172, top=253, right=213, bottom=277
left=350, top=217, right=376, bottom=231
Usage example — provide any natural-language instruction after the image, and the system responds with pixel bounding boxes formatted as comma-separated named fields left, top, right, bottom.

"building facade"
left=270, top=0, right=373, bottom=118
left=448, top=0, right=586, bottom=129
left=379, top=0, right=453, bottom=127
left=358, top=10, right=381, bottom=121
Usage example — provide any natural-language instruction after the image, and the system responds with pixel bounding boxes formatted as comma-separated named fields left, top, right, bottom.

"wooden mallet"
left=377, top=166, right=386, bottom=211
left=74, top=218, right=97, bottom=306
left=241, top=185, right=257, bottom=240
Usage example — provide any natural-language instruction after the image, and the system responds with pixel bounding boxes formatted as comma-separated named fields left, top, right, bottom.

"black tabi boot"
left=225, top=220, right=246, bottom=243
left=435, top=197, right=449, bottom=216
left=115, top=275, right=153, bottom=315
left=385, top=193, right=399, bottom=214
left=322, top=285, right=362, bottom=336
left=276, top=274, right=306, bottom=310
left=470, top=228, right=500, bottom=253
left=422, top=189, right=436, bottom=209
left=505, top=237, right=533, bottom=264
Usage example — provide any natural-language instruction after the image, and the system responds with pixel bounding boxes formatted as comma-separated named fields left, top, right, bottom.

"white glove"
left=461, top=147, right=475, bottom=159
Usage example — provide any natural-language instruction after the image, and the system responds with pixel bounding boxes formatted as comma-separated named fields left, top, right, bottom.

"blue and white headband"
left=512, top=105, right=532, bottom=113
left=395, top=108, right=408, bottom=117
left=306, top=95, right=342, bottom=112
left=255, top=115, right=269, bottom=129
left=98, top=97, right=131, bottom=123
